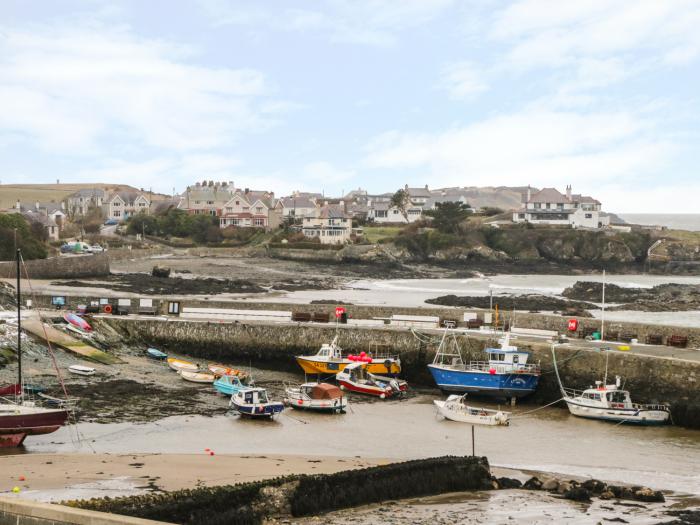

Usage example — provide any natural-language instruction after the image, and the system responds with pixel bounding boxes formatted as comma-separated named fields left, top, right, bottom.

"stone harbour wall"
left=0, top=254, right=110, bottom=280
left=101, top=317, right=700, bottom=428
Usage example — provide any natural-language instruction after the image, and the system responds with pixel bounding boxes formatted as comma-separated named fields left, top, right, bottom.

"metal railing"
left=433, top=360, right=541, bottom=375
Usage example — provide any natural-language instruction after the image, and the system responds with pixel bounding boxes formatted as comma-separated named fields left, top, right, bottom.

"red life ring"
left=103, top=304, right=113, bottom=314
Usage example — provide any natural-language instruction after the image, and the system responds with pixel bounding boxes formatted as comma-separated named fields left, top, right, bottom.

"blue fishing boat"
left=229, top=388, right=284, bottom=419
left=428, top=331, right=540, bottom=401
left=213, top=374, right=249, bottom=396
left=146, top=348, right=168, bottom=360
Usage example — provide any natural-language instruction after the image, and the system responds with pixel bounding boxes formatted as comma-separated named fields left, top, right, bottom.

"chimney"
left=245, top=188, right=250, bottom=194
left=526, top=185, right=531, bottom=202
left=566, top=184, right=572, bottom=200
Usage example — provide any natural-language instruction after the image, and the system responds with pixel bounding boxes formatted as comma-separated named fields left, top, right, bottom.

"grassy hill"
left=0, top=183, right=170, bottom=210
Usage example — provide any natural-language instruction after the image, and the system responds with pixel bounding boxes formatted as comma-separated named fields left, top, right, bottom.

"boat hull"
left=428, top=364, right=539, bottom=399
left=564, top=400, right=670, bottom=425
left=230, top=401, right=284, bottom=418
left=433, top=400, right=509, bottom=426
left=285, top=396, right=347, bottom=413
left=167, top=359, right=198, bottom=372
left=147, top=349, right=167, bottom=360
left=295, top=357, right=400, bottom=376
left=0, top=408, right=69, bottom=447
left=179, top=371, right=215, bottom=383
left=337, top=379, right=393, bottom=399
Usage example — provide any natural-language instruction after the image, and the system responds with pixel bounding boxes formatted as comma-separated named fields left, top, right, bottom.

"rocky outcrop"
left=563, top=281, right=700, bottom=312
left=425, top=294, right=596, bottom=315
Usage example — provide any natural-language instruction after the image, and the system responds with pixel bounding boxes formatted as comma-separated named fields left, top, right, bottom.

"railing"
left=433, top=360, right=540, bottom=375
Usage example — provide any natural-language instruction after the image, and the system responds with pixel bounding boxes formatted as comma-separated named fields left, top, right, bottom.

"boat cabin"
left=579, top=380, right=633, bottom=408
left=485, top=347, right=532, bottom=366
left=240, top=388, right=269, bottom=404
left=301, top=383, right=343, bottom=400
left=315, top=337, right=343, bottom=359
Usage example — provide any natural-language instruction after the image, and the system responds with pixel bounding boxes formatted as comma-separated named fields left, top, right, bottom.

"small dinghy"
left=434, top=394, right=510, bottom=426
left=167, top=358, right=198, bottom=372
left=69, top=364, right=96, bottom=376
left=213, top=374, right=249, bottom=396
left=179, top=370, right=216, bottom=384
left=147, top=348, right=168, bottom=360
left=63, top=313, right=92, bottom=332
left=208, top=364, right=248, bottom=380
left=336, top=362, right=407, bottom=399
left=0, top=384, right=21, bottom=396
left=284, top=382, right=347, bottom=413
left=230, top=387, right=284, bottom=418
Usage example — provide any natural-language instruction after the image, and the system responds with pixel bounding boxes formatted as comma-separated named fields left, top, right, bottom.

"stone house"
left=302, top=204, right=352, bottom=244
left=178, top=181, right=238, bottom=216
left=219, top=190, right=282, bottom=230
left=64, top=189, right=105, bottom=217
left=105, top=191, right=151, bottom=222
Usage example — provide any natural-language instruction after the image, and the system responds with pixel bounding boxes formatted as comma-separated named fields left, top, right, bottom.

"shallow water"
left=251, top=274, right=700, bottom=327
left=24, top=395, right=700, bottom=495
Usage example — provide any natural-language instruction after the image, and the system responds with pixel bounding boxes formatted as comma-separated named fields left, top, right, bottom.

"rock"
left=523, top=477, right=543, bottom=490
left=582, top=479, right=607, bottom=494
left=497, top=477, right=523, bottom=489
left=541, top=479, right=560, bottom=491
left=151, top=266, right=171, bottom=278
left=633, top=487, right=665, bottom=503
left=563, top=487, right=592, bottom=502
left=599, top=490, right=615, bottom=500
left=556, top=482, right=573, bottom=495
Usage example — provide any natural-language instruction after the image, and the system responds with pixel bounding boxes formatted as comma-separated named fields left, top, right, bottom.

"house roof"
left=317, top=205, right=350, bottom=219
left=68, top=189, right=105, bottom=199
left=109, top=191, right=149, bottom=204
left=22, top=211, right=57, bottom=227
left=280, top=196, right=316, bottom=209
left=406, top=186, right=431, bottom=198
left=527, top=188, right=569, bottom=204
left=370, top=201, right=391, bottom=211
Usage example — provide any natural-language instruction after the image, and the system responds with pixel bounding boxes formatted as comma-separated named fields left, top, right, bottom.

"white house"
left=179, top=181, right=238, bottom=216
left=280, top=193, right=319, bottom=219
left=512, top=186, right=609, bottom=229
left=21, top=211, right=60, bottom=241
left=65, top=189, right=105, bottom=217
left=106, top=191, right=151, bottom=222
left=219, top=190, right=282, bottom=230
left=302, top=205, right=352, bottom=244
left=368, top=185, right=430, bottom=224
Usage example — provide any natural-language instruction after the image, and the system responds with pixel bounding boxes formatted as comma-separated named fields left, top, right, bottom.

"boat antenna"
left=603, top=347, right=609, bottom=386
left=16, top=248, right=23, bottom=402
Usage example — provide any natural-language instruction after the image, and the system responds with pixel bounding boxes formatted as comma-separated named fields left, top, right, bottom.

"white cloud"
left=365, top=110, right=672, bottom=193
left=200, top=0, right=455, bottom=46
left=302, top=161, right=356, bottom=183
left=0, top=23, right=277, bottom=154
left=438, top=62, right=488, bottom=100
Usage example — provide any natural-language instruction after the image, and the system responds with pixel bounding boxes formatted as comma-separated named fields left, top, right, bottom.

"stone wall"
left=0, top=254, right=109, bottom=280
left=101, top=317, right=700, bottom=428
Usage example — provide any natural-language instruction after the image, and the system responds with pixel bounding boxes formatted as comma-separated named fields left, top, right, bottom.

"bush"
left=0, top=214, right=48, bottom=260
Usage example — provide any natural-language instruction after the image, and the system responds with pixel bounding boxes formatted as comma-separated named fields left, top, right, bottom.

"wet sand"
left=0, top=453, right=383, bottom=502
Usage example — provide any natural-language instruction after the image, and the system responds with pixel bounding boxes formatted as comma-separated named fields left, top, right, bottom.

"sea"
left=618, top=213, right=700, bottom=231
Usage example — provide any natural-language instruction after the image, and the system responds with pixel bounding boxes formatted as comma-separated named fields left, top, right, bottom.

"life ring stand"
left=103, top=304, right=113, bottom=314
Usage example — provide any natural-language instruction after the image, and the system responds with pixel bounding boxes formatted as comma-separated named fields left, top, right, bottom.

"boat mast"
left=16, top=249, right=22, bottom=399
left=601, top=270, right=606, bottom=341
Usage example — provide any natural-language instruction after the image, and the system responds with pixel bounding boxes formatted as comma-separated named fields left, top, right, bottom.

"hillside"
left=0, top=183, right=171, bottom=210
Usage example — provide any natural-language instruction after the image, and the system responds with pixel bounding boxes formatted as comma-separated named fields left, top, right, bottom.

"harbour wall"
left=0, top=496, right=170, bottom=525
left=0, top=254, right=109, bottom=280
left=101, top=317, right=700, bottom=428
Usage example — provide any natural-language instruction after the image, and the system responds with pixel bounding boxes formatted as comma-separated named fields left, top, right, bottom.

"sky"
left=1, top=0, right=699, bottom=213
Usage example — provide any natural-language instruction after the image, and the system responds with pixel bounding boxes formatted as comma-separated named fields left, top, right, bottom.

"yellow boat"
left=296, top=337, right=401, bottom=376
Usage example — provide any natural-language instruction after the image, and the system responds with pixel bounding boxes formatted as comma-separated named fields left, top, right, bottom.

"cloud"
left=0, top=23, right=278, bottom=155
left=365, top=109, right=672, bottom=193
left=200, top=0, right=455, bottom=46
left=438, top=62, right=488, bottom=100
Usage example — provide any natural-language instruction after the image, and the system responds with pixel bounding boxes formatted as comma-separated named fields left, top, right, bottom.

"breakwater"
left=101, top=317, right=700, bottom=428
left=68, top=456, right=492, bottom=524
left=0, top=253, right=109, bottom=279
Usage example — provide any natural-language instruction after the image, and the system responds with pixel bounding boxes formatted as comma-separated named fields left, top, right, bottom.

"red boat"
left=0, top=404, right=69, bottom=447
left=0, top=249, right=70, bottom=447
left=336, top=362, right=407, bottom=399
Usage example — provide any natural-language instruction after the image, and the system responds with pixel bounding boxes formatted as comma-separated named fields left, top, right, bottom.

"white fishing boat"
left=284, top=382, right=347, bottom=413
left=68, top=365, right=96, bottom=376
left=552, top=347, right=670, bottom=425
left=179, top=370, right=216, bottom=384
left=434, top=395, right=510, bottom=426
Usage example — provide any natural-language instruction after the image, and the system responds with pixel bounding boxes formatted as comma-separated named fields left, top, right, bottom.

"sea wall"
left=101, top=317, right=700, bottom=428
left=69, top=456, right=492, bottom=525
left=0, top=254, right=109, bottom=280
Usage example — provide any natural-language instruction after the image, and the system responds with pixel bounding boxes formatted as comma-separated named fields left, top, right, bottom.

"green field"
left=363, top=225, right=404, bottom=243
left=0, top=184, right=168, bottom=210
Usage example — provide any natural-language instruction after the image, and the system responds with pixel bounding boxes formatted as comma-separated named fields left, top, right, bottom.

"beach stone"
left=523, top=477, right=543, bottom=490
left=582, top=479, right=607, bottom=494
left=542, top=479, right=560, bottom=491
left=633, top=488, right=665, bottom=503
left=599, top=490, right=615, bottom=500
left=497, top=477, right=523, bottom=489
left=557, top=482, right=573, bottom=495
left=151, top=265, right=171, bottom=278
left=564, top=487, right=592, bottom=502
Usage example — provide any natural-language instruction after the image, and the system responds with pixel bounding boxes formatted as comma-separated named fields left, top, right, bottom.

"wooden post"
left=471, top=425, right=475, bottom=456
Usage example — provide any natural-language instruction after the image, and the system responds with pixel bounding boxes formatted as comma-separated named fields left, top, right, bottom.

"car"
left=104, top=219, right=119, bottom=226
left=88, top=245, right=104, bottom=253
left=60, top=244, right=73, bottom=253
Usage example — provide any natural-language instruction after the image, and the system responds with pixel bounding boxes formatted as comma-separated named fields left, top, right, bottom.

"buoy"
left=209, top=451, right=215, bottom=456
left=618, top=345, right=630, bottom=351
left=18, top=476, right=25, bottom=481
left=12, top=486, right=20, bottom=493
left=204, top=448, right=210, bottom=452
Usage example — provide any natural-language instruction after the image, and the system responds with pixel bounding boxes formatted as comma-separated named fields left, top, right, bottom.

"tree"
left=391, top=189, right=412, bottom=221
left=423, top=201, right=472, bottom=234
left=0, top=214, right=48, bottom=260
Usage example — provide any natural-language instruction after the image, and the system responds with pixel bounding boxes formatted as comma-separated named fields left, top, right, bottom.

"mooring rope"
left=509, top=397, right=564, bottom=419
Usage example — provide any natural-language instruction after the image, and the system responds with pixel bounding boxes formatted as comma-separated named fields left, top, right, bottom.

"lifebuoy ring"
left=103, top=304, right=113, bottom=314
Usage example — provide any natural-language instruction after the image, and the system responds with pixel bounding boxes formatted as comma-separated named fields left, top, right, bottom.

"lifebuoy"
left=103, top=304, right=113, bottom=314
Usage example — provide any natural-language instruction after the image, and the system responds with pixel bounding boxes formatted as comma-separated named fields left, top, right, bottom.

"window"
left=534, top=203, right=541, bottom=209
left=113, top=202, right=121, bottom=206
left=256, top=207, right=263, bottom=213
left=585, top=213, right=593, bottom=219
left=243, top=206, right=249, bottom=211
left=518, top=213, right=525, bottom=219
left=194, top=200, right=200, bottom=204
left=114, top=211, right=121, bottom=217
left=235, top=201, right=240, bottom=205
left=226, top=207, right=233, bottom=213
left=393, top=209, right=399, bottom=214
left=207, top=201, right=214, bottom=205
left=512, top=355, right=519, bottom=364
left=254, top=218, right=265, bottom=226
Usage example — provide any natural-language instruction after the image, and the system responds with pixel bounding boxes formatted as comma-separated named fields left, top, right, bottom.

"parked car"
left=104, top=219, right=119, bottom=226
left=88, top=245, right=104, bottom=253
left=60, top=243, right=74, bottom=253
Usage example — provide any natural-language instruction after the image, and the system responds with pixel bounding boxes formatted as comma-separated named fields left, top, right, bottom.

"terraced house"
left=178, top=180, right=238, bottom=216
left=105, top=191, right=151, bottom=222
left=302, top=204, right=351, bottom=244
left=219, top=189, right=283, bottom=230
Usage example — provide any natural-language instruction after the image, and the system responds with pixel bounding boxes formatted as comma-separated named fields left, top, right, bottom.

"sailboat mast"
left=601, top=269, right=606, bottom=341
left=16, top=249, right=22, bottom=393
